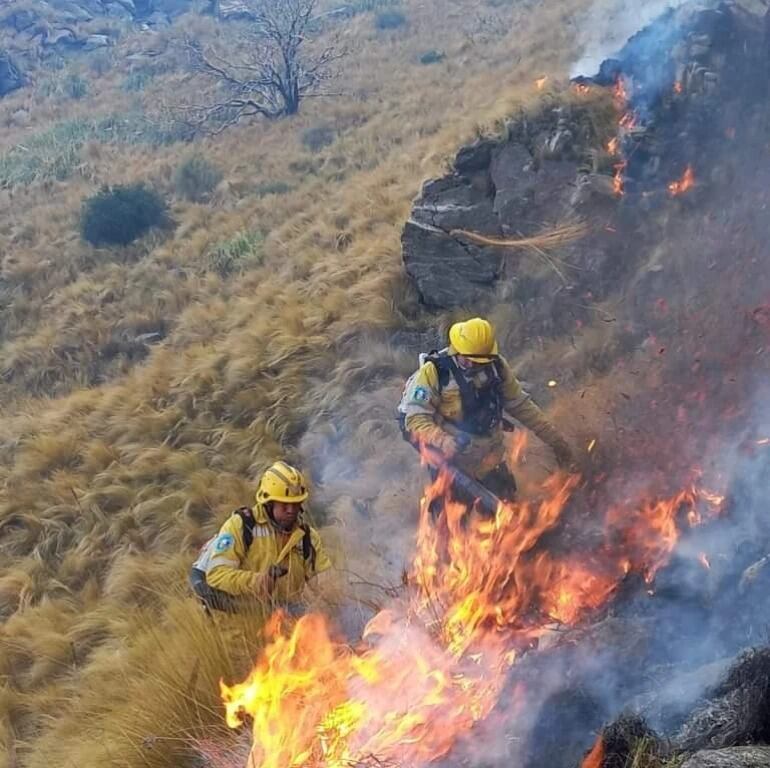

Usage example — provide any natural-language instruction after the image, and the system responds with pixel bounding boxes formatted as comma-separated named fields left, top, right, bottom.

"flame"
left=698, top=552, right=711, bottom=570
left=607, top=137, right=620, bottom=155
left=508, top=430, right=529, bottom=465
left=535, top=76, right=548, bottom=91
left=581, top=735, right=605, bottom=768
left=673, top=80, right=683, bottom=94
left=613, top=160, right=626, bottom=196
left=587, top=438, right=597, bottom=453
left=222, top=464, right=725, bottom=768
left=668, top=166, right=696, bottom=196
left=574, top=83, right=591, bottom=95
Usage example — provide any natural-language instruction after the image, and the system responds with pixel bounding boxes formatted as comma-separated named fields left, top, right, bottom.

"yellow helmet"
left=449, top=317, right=499, bottom=362
left=256, top=461, right=309, bottom=504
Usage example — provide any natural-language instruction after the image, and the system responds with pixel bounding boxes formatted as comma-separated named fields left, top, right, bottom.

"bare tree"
left=176, top=0, right=347, bottom=134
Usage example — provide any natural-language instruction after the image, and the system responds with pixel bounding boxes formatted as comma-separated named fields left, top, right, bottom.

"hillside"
left=0, top=0, right=607, bottom=764
left=3, top=0, right=770, bottom=767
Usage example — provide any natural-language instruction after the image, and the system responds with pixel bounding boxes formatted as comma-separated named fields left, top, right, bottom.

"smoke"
left=571, top=0, right=693, bottom=77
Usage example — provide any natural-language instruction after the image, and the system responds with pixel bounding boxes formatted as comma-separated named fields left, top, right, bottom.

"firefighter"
left=190, top=461, right=331, bottom=615
left=398, top=317, right=575, bottom=501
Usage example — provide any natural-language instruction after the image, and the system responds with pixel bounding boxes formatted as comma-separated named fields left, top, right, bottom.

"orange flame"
left=607, top=137, right=620, bottom=155
left=222, top=467, right=724, bottom=768
left=613, top=161, right=626, bottom=196
left=668, top=166, right=696, bottom=197
left=535, top=76, right=548, bottom=91
left=581, top=734, right=605, bottom=768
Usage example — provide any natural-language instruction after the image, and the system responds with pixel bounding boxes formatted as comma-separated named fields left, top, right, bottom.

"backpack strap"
left=233, top=506, right=256, bottom=552
left=300, top=523, right=317, bottom=571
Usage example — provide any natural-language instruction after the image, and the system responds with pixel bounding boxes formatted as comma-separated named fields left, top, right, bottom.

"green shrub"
left=63, top=73, right=88, bottom=99
left=420, top=49, right=445, bottom=65
left=301, top=125, right=336, bottom=153
left=0, top=115, right=189, bottom=187
left=80, top=184, right=169, bottom=246
left=207, top=230, right=263, bottom=276
left=173, top=155, right=223, bottom=202
left=254, top=180, right=292, bottom=197
left=375, top=9, right=406, bottom=29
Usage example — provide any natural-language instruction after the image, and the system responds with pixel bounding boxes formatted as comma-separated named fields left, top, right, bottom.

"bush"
left=207, top=230, right=263, bottom=276
left=301, top=125, right=336, bottom=153
left=420, top=49, right=446, bottom=65
left=173, top=155, right=223, bottom=202
left=80, top=184, right=169, bottom=246
left=375, top=9, right=406, bottom=29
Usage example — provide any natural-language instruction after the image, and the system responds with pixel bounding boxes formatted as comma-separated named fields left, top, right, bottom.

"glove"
left=551, top=439, right=577, bottom=471
left=438, top=432, right=471, bottom=458
left=249, top=565, right=288, bottom=597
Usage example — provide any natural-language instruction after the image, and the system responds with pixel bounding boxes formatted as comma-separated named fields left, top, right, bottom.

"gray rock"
left=112, top=0, right=137, bottom=12
left=490, top=143, right=537, bottom=230
left=3, top=8, right=39, bottom=31
left=44, top=27, right=81, bottom=50
left=454, top=139, right=495, bottom=174
left=158, top=0, right=192, bottom=14
left=401, top=219, right=502, bottom=308
left=56, top=2, right=94, bottom=22
left=145, top=10, right=171, bottom=25
left=0, top=53, right=23, bottom=97
left=681, top=747, right=770, bottom=768
left=83, top=34, right=112, bottom=50
left=412, top=175, right=500, bottom=234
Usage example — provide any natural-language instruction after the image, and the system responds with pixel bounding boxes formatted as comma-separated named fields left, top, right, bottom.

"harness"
left=424, top=351, right=505, bottom=436
left=233, top=506, right=317, bottom=571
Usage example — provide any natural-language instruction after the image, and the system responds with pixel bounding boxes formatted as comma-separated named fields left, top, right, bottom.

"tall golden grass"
left=0, top=0, right=619, bottom=764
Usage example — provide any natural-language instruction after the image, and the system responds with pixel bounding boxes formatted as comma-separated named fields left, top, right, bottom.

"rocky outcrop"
left=400, top=108, right=610, bottom=309
left=0, top=52, right=22, bottom=98
left=682, top=748, right=770, bottom=768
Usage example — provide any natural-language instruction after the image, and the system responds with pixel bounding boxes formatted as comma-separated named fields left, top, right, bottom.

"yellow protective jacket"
left=398, top=349, right=567, bottom=477
left=193, top=504, right=331, bottom=602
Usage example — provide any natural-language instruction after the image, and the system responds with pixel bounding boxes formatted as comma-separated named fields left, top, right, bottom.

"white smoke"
left=570, top=0, right=694, bottom=77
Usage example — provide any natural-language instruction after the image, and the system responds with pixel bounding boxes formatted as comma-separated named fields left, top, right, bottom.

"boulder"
left=401, top=219, right=502, bottom=309
left=490, top=143, right=538, bottom=230
left=151, top=0, right=192, bottom=16
left=83, top=34, right=112, bottom=50
left=681, top=747, right=770, bottom=768
left=2, top=8, right=39, bottom=31
left=0, top=53, right=23, bottom=98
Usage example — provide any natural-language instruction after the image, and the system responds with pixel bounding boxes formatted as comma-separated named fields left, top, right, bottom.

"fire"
left=222, top=465, right=725, bottom=768
left=574, top=83, right=591, bottom=95
left=607, top=137, right=620, bottom=155
left=535, top=76, right=548, bottom=91
left=613, top=160, right=626, bottom=196
left=668, top=165, right=696, bottom=196
left=581, top=735, right=605, bottom=768
left=674, top=80, right=683, bottom=94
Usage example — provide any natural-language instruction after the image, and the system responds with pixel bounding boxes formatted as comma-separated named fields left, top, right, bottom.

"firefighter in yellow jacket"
left=398, top=317, right=574, bottom=500
left=190, top=461, right=331, bottom=614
